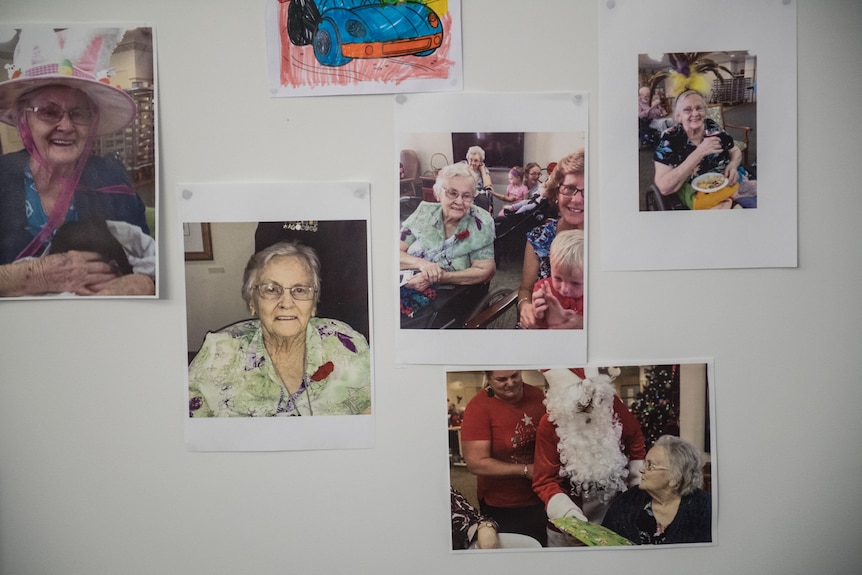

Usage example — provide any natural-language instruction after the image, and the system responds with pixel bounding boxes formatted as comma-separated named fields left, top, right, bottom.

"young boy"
left=532, top=230, right=584, bottom=329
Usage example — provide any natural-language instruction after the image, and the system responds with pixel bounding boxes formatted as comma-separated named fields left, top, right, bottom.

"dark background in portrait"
left=451, top=132, right=525, bottom=169
left=255, top=220, right=370, bottom=343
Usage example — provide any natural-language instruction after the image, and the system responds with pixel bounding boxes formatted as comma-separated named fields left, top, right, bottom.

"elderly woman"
left=602, top=435, right=712, bottom=544
left=460, top=370, right=549, bottom=546
left=516, top=149, right=585, bottom=329
left=654, top=89, right=756, bottom=209
left=465, top=145, right=494, bottom=213
left=0, top=27, right=154, bottom=296
left=639, top=86, right=674, bottom=132
left=188, top=241, right=371, bottom=417
left=399, top=163, right=496, bottom=325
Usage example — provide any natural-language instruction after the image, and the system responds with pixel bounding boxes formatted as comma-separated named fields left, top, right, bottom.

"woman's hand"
left=416, top=261, right=443, bottom=284
left=475, top=524, right=500, bottom=549
left=87, top=273, right=156, bottom=296
left=0, top=251, right=120, bottom=296
left=403, top=261, right=443, bottom=291
left=518, top=299, right=539, bottom=329
left=695, top=135, right=724, bottom=160
left=723, top=145, right=742, bottom=185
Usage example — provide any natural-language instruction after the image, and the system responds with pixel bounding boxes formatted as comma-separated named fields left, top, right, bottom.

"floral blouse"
left=654, top=119, right=735, bottom=174
left=188, top=318, right=371, bottom=417
left=400, top=201, right=495, bottom=271
left=525, top=218, right=559, bottom=281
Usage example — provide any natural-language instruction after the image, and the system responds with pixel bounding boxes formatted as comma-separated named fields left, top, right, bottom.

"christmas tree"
left=630, top=365, right=680, bottom=450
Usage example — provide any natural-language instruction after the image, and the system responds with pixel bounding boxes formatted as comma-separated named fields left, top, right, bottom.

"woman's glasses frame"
left=443, top=188, right=475, bottom=202
left=254, top=283, right=316, bottom=301
left=643, top=461, right=670, bottom=472
left=558, top=184, right=585, bottom=197
left=25, top=105, right=94, bottom=126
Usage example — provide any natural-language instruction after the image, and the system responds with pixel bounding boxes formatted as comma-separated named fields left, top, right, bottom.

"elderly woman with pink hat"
left=0, top=27, right=154, bottom=297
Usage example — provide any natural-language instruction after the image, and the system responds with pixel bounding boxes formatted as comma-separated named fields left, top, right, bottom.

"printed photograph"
left=179, top=181, right=374, bottom=452
left=399, top=132, right=586, bottom=331
left=447, top=364, right=715, bottom=550
left=186, top=220, right=371, bottom=419
left=395, top=92, right=589, bottom=365
left=638, top=51, right=758, bottom=211
left=0, top=25, right=157, bottom=298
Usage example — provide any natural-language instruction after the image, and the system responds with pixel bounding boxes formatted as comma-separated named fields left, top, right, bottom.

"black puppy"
left=49, top=218, right=133, bottom=276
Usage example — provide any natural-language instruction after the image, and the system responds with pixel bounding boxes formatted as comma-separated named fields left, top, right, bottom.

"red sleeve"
left=613, top=396, right=647, bottom=460
left=531, top=413, right=565, bottom=507
left=460, top=395, right=490, bottom=441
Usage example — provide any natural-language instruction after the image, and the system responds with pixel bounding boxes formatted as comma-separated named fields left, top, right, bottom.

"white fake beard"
left=545, top=374, right=629, bottom=502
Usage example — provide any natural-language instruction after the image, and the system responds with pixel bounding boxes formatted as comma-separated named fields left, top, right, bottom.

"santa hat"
left=0, top=27, right=136, bottom=135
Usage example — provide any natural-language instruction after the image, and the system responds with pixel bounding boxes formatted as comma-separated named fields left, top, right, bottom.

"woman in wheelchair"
left=399, top=163, right=496, bottom=328
left=654, top=90, right=757, bottom=209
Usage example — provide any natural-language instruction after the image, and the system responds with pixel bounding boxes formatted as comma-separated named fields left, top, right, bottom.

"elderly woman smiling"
left=0, top=28, right=155, bottom=296
left=400, top=163, right=496, bottom=292
left=654, top=89, right=757, bottom=209
left=188, top=241, right=371, bottom=417
left=602, top=435, right=712, bottom=544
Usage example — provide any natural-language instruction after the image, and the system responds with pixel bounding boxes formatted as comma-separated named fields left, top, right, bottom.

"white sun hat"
left=0, top=27, right=136, bottom=136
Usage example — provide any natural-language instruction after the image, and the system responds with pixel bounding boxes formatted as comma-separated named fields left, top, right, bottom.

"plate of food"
left=692, top=172, right=728, bottom=193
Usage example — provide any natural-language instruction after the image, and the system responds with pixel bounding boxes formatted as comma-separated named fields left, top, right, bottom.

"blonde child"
left=532, top=229, right=584, bottom=329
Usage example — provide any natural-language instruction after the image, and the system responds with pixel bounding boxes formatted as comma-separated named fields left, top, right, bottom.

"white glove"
left=547, top=493, right=587, bottom=522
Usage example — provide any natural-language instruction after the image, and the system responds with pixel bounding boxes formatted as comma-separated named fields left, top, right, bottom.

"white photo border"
left=599, top=0, right=797, bottom=270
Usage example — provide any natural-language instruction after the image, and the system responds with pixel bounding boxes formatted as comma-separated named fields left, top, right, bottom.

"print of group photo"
left=446, top=364, right=714, bottom=550
left=398, top=130, right=586, bottom=331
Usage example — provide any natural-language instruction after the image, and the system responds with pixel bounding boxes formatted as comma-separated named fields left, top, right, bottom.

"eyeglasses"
left=254, top=283, right=316, bottom=301
left=26, top=104, right=93, bottom=126
left=643, top=461, right=670, bottom=472
left=444, top=189, right=475, bottom=202
left=680, top=105, right=705, bottom=115
left=559, top=184, right=585, bottom=197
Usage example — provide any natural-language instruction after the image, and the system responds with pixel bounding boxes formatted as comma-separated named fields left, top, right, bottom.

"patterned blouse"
left=654, top=118, right=735, bottom=175
left=525, top=218, right=559, bottom=281
left=188, top=317, right=371, bottom=417
left=400, top=201, right=494, bottom=272
left=450, top=487, right=499, bottom=550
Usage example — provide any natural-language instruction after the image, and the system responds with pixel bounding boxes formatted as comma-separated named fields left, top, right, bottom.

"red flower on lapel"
left=455, top=230, right=470, bottom=241
left=311, top=361, right=335, bottom=382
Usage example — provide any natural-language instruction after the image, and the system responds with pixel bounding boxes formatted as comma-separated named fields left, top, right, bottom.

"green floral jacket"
left=188, top=318, right=371, bottom=417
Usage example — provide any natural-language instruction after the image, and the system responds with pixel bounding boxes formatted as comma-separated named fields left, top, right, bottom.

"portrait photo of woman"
left=0, top=25, right=157, bottom=298
left=181, top=182, right=374, bottom=451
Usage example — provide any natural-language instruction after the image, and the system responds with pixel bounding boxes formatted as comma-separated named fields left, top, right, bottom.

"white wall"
left=1, top=1, right=861, bottom=574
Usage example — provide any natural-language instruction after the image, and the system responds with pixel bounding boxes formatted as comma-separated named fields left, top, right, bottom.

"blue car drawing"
left=285, top=0, right=444, bottom=67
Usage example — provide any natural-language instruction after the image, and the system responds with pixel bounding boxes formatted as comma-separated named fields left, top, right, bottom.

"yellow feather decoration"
left=668, top=70, right=711, bottom=97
